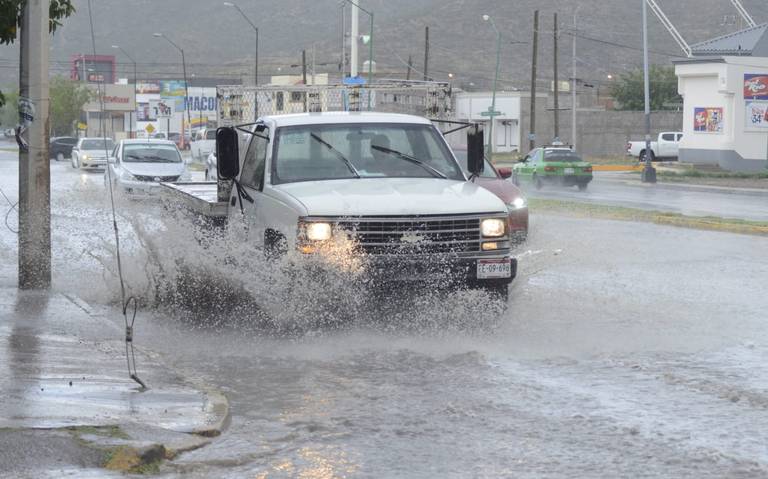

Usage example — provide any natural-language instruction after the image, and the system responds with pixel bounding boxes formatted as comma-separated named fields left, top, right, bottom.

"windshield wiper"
left=370, top=145, right=448, bottom=179
left=310, top=133, right=360, bottom=178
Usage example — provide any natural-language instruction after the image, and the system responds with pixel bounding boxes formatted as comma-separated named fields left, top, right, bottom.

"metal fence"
left=216, top=82, right=455, bottom=125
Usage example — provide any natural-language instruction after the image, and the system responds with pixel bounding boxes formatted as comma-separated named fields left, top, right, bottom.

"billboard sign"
left=693, top=107, right=723, bottom=133
left=745, top=101, right=768, bottom=130
left=161, top=81, right=187, bottom=112
left=743, top=74, right=768, bottom=100
left=137, top=82, right=161, bottom=94
left=149, top=99, right=174, bottom=118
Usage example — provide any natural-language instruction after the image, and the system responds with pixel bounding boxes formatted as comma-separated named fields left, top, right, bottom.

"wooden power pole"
left=529, top=10, right=539, bottom=152
left=18, top=0, right=51, bottom=289
left=406, top=54, right=413, bottom=80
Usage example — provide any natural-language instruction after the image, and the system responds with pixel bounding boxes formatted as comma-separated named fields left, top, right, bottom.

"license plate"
left=564, top=167, right=575, bottom=174
left=477, top=259, right=512, bottom=279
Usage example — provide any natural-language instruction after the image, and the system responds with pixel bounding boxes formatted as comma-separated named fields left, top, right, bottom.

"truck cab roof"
left=260, top=111, right=433, bottom=128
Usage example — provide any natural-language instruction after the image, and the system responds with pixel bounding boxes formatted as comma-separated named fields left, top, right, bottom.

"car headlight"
left=481, top=218, right=506, bottom=238
left=122, top=171, right=136, bottom=181
left=305, top=222, right=332, bottom=241
left=508, top=197, right=527, bottom=210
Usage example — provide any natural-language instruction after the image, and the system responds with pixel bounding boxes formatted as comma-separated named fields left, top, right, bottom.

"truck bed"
left=160, top=181, right=228, bottom=217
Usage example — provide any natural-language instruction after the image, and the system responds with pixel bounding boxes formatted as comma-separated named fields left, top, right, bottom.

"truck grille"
left=335, top=215, right=482, bottom=255
left=134, top=175, right=180, bottom=182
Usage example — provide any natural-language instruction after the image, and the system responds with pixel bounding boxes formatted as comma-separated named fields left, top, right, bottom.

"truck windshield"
left=123, top=144, right=182, bottom=163
left=272, top=123, right=464, bottom=184
left=82, top=139, right=115, bottom=150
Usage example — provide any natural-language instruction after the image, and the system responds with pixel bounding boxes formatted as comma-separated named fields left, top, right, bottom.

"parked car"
left=454, top=151, right=528, bottom=242
left=49, top=136, right=79, bottom=161
left=105, top=139, right=190, bottom=197
left=190, top=127, right=216, bottom=162
left=152, top=132, right=167, bottom=140
left=513, top=146, right=593, bottom=191
left=71, top=137, right=115, bottom=170
left=627, top=132, right=683, bottom=161
left=205, top=151, right=217, bottom=181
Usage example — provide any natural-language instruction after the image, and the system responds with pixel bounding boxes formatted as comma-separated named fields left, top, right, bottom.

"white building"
left=675, top=24, right=768, bottom=172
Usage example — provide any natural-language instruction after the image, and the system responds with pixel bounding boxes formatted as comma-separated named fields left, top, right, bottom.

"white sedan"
left=71, top=137, right=115, bottom=170
left=106, top=139, right=190, bottom=197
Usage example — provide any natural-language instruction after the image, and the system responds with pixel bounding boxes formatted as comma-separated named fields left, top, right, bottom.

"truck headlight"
left=81, top=154, right=89, bottom=160
left=508, top=197, right=527, bottom=210
left=481, top=218, right=506, bottom=238
left=305, top=222, right=332, bottom=241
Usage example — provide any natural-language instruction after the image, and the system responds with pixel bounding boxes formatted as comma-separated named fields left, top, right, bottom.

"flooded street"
left=2, top=146, right=768, bottom=477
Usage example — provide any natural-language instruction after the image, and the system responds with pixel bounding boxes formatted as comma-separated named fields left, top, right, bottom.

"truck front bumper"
left=363, top=252, right=517, bottom=285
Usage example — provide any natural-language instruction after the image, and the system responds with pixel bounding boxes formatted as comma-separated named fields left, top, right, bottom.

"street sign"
left=480, top=110, right=503, bottom=117
left=145, top=124, right=155, bottom=134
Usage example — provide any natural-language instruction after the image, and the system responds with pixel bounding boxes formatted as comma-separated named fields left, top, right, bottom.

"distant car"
left=191, top=127, right=216, bottom=162
left=71, top=137, right=115, bottom=170
left=513, top=146, right=593, bottom=191
left=205, top=151, right=217, bottom=181
left=152, top=132, right=167, bottom=140
left=455, top=150, right=528, bottom=242
left=627, top=132, right=682, bottom=161
left=49, top=136, right=78, bottom=162
left=105, top=139, right=190, bottom=197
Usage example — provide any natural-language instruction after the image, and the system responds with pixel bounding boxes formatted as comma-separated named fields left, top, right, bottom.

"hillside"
left=1, top=0, right=766, bottom=90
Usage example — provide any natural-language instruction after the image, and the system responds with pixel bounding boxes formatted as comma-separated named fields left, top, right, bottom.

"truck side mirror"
left=467, top=127, right=485, bottom=176
left=216, top=127, right=239, bottom=180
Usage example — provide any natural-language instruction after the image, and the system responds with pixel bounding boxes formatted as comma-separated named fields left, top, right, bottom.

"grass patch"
left=529, top=198, right=768, bottom=236
left=584, top=155, right=639, bottom=166
left=67, top=425, right=131, bottom=440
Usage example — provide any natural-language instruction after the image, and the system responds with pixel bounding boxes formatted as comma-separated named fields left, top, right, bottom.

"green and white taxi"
left=512, top=146, right=593, bottom=191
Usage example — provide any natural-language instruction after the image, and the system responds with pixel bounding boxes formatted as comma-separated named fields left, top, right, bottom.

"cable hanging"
left=87, top=0, right=146, bottom=390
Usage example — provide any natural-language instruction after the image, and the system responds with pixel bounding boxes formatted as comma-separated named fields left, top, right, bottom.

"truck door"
left=659, top=133, right=677, bottom=158
left=237, top=130, right=270, bottom=247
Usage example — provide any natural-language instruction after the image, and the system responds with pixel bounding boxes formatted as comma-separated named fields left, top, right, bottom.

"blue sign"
left=343, top=76, right=367, bottom=85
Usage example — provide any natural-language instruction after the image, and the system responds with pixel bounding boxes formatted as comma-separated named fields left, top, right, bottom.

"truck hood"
left=122, top=162, right=186, bottom=177
left=272, top=178, right=507, bottom=217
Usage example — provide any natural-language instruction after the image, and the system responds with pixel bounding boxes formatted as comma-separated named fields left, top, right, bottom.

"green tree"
left=0, top=89, right=18, bottom=128
left=0, top=0, right=75, bottom=108
left=611, top=65, right=682, bottom=111
left=49, top=76, right=90, bottom=136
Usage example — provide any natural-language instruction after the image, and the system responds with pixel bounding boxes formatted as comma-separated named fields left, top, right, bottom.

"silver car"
left=71, top=137, right=115, bottom=170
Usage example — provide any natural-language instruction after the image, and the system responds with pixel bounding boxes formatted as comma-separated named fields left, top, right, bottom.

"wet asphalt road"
left=518, top=171, right=768, bottom=222
left=2, top=143, right=768, bottom=477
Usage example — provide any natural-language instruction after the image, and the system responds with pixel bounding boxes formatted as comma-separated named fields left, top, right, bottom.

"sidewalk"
left=595, top=171, right=768, bottom=197
left=0, top=287, right=229, bottom=476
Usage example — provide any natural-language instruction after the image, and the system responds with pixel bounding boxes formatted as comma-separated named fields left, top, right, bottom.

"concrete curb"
left=619, top=179, right=768, bottom=197
left=592, top=165, right=643, bottom=172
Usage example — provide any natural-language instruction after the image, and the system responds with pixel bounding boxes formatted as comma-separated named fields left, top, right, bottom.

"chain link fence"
left=217, top=82, right=455, bottom=126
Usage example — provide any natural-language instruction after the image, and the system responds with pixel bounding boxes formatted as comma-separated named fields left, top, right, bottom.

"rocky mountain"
left=1, top=0, right=765, bottom=90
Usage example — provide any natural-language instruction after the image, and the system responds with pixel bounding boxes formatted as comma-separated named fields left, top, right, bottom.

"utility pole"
left=351, top=0, right=359, bottom=77
left=302, top=49, right=308, bottom=112
left=571, top=10, right=578, bottom=150
left=18, top=0, right=51, bottom=289
left=406, top=54, right=413, bottom=80
left=553, top=13, right=559, bottom=140
left=423, top=26, right=430, bottom=81
left=641, top=0, right=657, bottom=183
left=529, top=10, right=539, bottom=152
left=340, top=2, right=346, bottom=73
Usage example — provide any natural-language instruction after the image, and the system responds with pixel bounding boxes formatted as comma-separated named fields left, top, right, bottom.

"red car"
left=455, top=151, right=528, bottom=242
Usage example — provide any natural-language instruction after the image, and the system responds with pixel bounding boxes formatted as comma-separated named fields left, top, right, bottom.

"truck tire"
left=640, top=150, right=655, bottom=163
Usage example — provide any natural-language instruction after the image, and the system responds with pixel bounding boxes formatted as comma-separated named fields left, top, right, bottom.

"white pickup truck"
left=161, top=112, right=518, bottom=298
left=190, top=127, right=217, bottom=162
left=626, top=132, right=683, bottom=161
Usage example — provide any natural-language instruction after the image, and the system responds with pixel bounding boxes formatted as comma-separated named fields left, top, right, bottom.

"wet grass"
left=655, top=169, right=768, bottom=180
left=529, top=198, right=768, bottom=236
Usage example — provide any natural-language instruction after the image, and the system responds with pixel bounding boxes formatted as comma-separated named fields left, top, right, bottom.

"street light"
left=483, top=14, right=502, bottom=156
left=153, top=32, right=191, bottom=148
left=342, top=0, right=374, bottom=109
left=112, top=45, right=137, bottom=138
left=224, top=1, right=259, bottom=120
